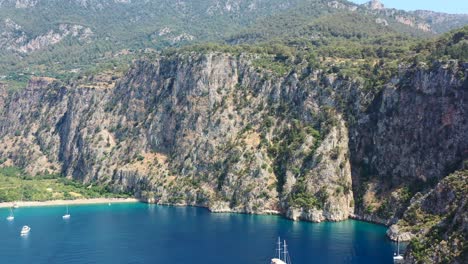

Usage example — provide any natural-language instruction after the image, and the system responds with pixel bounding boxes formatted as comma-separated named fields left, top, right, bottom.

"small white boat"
left=271, top=237, right=292, bottom=264
left=20, top=225, right=31, bottom=236
left=13, top=203, right=19, bottom=209
left=393, top=237, right=404, bottom=263
left=6, top=208, right=14, bottom=221
left=62, top=205, right=71, bottom=219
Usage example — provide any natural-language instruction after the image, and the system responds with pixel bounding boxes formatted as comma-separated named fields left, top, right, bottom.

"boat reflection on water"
left=393, top=237, right=404, bottom=263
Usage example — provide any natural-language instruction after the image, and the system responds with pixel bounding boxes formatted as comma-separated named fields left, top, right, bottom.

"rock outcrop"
left=0, top=19, right=93, bottom=53
left=396, top=170, right=467, bottom=263
left=360, top=0, right=468, bottom=34
left=366, top=0, right=384, bottom=11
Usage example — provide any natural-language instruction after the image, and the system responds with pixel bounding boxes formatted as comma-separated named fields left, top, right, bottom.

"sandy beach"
left=0, top=198, right=140, bottom=208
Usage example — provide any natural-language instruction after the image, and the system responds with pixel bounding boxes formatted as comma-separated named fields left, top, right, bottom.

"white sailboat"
left=62, top=205, right=71, bottom=219
left=271, top=237, right=292, bottom=264
left=6, top=207, right=14, bottom=221
left=393, top=237, right=404, bottom=262
left=20, top=225, right=30, bottom=236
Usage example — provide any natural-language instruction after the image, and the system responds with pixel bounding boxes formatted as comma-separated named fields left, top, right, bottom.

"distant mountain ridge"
left=360, top=0, right=468, bottom=34
left=0, top=0, right=466, bottom=53
left=0, top=0, right=466, bottom=82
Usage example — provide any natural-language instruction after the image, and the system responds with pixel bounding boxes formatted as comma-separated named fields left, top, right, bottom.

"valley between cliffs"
left=0, top=52, right=467, bottom=255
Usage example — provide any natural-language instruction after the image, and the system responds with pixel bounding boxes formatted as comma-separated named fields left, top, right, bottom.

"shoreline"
left=0, top=198, right=396, bottom=239
left=152, top=202, right=392, bottom=229
left=0, top=197, right=140, bottom=208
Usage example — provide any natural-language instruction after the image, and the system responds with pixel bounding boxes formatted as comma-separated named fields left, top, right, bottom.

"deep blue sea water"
left=0, top=203, right=401, bottom=264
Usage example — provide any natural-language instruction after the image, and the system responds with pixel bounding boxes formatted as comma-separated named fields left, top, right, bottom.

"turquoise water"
left=0, top=203, right=400, bottom=263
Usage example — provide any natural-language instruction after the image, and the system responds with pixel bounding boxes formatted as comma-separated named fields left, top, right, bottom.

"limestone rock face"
left=0, top=19, right=93, bottom=53
left=386, top=225, right=414, bottom=242
left=14, top=0, right=38, bottom=8
left=0, top=53, right=354, bottom=221
left=349, top=62, right=467, bottom=221
left=0, top=52, right=466, bottom=229
left=395, top=170, right=468, bottom=263
left=367, top=0, right=384, bottom=10
left=284, top=117, right=354, bottom=222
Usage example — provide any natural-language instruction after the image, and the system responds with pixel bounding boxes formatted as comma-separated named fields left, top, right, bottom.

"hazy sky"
left=349, top=0, right=468, bottom=14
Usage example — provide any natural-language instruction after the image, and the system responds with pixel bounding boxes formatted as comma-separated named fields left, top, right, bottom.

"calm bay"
left=0, top=203, right=399, bottom=263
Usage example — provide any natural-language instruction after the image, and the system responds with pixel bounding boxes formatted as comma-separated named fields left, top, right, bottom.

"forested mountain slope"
left=0, top=0, right=467, bottom=89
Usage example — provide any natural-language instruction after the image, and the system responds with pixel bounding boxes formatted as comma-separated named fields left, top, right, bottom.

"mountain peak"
left=367, top=0, right=384, bottom=10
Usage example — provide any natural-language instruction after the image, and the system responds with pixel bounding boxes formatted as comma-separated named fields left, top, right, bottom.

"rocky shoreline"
left=0, top=193, right=456, bottom=245
left=147, top=199, right=401, bottom=238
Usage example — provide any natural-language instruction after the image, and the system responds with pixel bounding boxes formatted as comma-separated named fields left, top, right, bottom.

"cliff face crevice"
left=0, top=53, right=466, bottom=228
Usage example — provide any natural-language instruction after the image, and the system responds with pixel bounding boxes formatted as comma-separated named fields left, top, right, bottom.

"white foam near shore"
left=0, top=198, right=140, bottom=208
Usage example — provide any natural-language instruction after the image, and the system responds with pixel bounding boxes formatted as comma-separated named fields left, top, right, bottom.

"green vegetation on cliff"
left=399, top=170, right=468, bottom=263
left=416, top=26, right=468, bottom=62
left=0, top=167, right=130, bottom=202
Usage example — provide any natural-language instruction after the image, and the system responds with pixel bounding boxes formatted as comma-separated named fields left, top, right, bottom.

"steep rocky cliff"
left=1, top=51, right=466, bottom=230
left=349, top=61, right=468, bottom=225
left=396, top=170, right=467, bottom=264
left=0, top=53, right=356, bottom=222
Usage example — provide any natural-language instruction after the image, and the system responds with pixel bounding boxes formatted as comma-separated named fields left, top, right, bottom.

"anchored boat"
left=6, top=208, right=14, bottom=221
left=20, top=225, right=31, bottom=236
left=271, top=237, right=292, bottom=264
left=62, top=205, right=71, bottom=219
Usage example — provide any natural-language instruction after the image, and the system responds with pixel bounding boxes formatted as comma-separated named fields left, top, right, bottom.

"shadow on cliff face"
left=348, top=62, right=467, bottom=222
